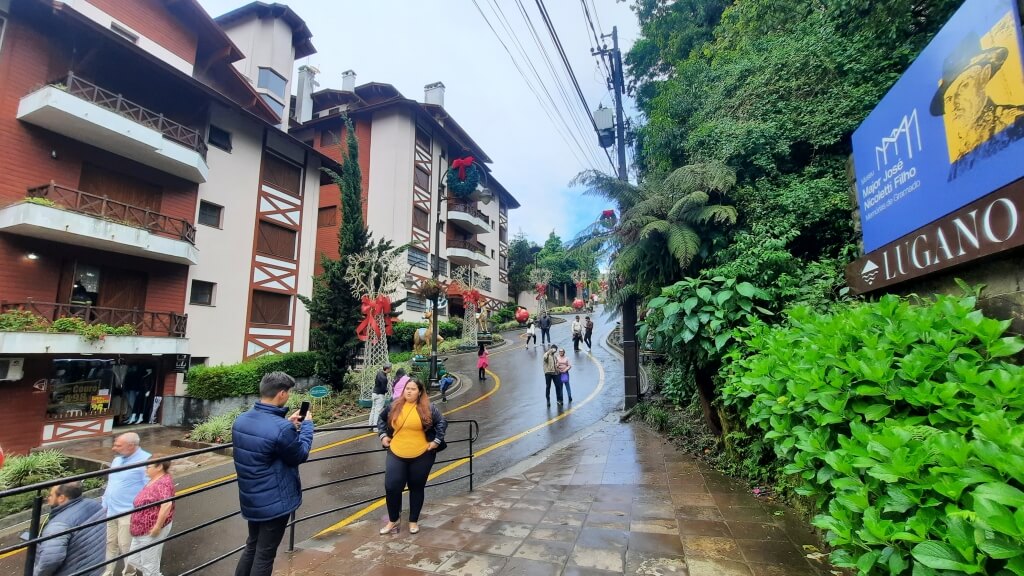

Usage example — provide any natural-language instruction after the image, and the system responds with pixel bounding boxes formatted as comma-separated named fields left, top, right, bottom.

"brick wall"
left=0, top=359, right=51, bottom=455
left=88, top=0, right=198, bottom=65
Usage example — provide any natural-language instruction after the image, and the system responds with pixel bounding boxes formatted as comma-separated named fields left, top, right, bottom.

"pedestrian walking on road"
left=477, top=344, right=489, bottom=380
left=556, top=349, right=574, bottom=402
left=369, top=362, right=391, bottom=426
left=584, top=316, right=594, bottom=351
left=102, top=433, right=150, bottom=576
left=33, top=481, right=105, bottom=576
left=391, top=368, right=410, bottom=400
left=231, top=372, right=314, bottom=576
left=538, top=313, right=552, bottom=345
left=571, top=316, right=583, bottom=352
left=377, top=377, right=447, bottom=535
left=542, top=345, right=563, bottom=406
left=125, top=457, right=175, bottom=576
left=525, top=321, right=537, bottom=348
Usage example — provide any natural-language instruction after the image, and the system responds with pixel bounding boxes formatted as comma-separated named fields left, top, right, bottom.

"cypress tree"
left=299, top=117, right=368, bottom=389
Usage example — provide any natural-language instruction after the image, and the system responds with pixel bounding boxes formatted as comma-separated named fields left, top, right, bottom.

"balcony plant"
left=418, top=279, right=446, bottom=300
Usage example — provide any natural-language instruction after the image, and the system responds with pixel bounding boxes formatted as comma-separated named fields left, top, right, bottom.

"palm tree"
left=570, top=161, right=738, bottom=310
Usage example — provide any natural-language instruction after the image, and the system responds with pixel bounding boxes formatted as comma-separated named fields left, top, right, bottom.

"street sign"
left=308, top=385, right=330, bottom=398
left=437, top=296, right=448, bottom=310
left=174, top=355, right=190, bottom=373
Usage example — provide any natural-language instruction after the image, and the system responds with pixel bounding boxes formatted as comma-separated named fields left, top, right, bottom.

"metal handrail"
left=27, top=181, right=197, bottom=244
left=57, top=72, right=208, bottom=158
left=0, top=299, right=188, bottom=338
left=0, top=419, right=479, bottom=576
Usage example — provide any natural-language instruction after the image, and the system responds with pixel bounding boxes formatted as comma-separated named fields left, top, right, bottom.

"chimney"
left=294, top=65, right=319, bottom=124
left=341, top=70, right=357, bottom=92
left=424, top=82, right=445, bottom=107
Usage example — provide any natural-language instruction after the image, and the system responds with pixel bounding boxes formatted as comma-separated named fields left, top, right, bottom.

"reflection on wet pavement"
left=273, top=418, right=830, bottom=575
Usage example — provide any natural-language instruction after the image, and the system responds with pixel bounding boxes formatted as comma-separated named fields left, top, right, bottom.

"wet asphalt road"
left=1, top=309, right=625, bottom=576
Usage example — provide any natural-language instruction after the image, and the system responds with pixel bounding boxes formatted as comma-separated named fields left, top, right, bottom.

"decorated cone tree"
left=344, top=238, right=406, bottom=406
left=530, top=268, right=552, bottom=316
left=452, top=265, right=485, bottom=346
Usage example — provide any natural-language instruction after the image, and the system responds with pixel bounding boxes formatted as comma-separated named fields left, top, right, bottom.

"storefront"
left=0, top=332, right=186, bottom=455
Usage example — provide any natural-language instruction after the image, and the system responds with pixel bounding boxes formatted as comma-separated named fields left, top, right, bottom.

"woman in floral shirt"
left=126, top=457, right=175, bottom=576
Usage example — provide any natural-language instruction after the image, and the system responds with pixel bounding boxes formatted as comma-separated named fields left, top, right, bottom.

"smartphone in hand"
left=298, top=401, right=311, bottom=422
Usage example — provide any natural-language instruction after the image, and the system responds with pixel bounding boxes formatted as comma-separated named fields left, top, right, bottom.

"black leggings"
left=526, top=333, right=536, bottom=345
left=385, top=450, right=437, bottom=522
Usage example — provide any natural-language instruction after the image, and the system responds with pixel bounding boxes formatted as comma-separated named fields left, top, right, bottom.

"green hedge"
left=722, top=292, right=1024, bottom=575
left=185, top=352, right=318, bottom=400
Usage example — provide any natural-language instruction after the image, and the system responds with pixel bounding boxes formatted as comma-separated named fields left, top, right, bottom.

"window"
left=110, top=22, right=139, bottom=43
left=414, top=165, right=430, bottom=190
left=491, top=249, right=496, bottom=258
left=262, top=153, right=302, bottom=196
left=317, top=206, right=338, bottom=228
left=208, top=125, right=232, bottom=152
left=250, top=290, right=291, bottom=325
left=499, top=227, right=508, bottom=243
left=499, top=256, right=507, bottom=270
left=408, top=247, right=429, bottom=270
left=190, top=280, right=216, bottom=306
left=415, top=127, right=430, bottom=151
left=257, top=67, right=288, bottom=100
left=256, top=221, right=297, bottom=259
left=406, top=292, right=427, bottom=313
left=198, top=201, right=222, bottom=228
left=260, top=94, right=285, bottom=117
left=412, top=206, right=430, bottom=231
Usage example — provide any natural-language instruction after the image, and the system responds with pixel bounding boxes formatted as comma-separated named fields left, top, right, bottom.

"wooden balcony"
left=28, top=182, right=196, bottom=244
left=1, top=301, right=187, bottom=338
left=17, top=73, right=209, bottom=182
left=60, top=72, right=208, bottom=158
left=447, top=239, right=489, bottom=267
left=447, top=200, right=491, bottom=234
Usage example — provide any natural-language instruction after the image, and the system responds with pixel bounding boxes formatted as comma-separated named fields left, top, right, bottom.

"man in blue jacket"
left=33, top=481, right=106, bottom=576
left=231, top=372, right=313, bottom=576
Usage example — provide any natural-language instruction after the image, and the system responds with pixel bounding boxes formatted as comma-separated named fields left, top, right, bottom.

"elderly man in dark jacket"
left=231, top=372, right=314, bottom=576
left=34, top=481, right=105, bottom=576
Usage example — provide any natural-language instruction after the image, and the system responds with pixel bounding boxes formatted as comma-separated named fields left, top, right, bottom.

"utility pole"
left=597, top=26, right=640, bottom=409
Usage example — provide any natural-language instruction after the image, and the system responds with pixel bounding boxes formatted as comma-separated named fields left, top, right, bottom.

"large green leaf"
left=911, top=541, right=982, bottom=573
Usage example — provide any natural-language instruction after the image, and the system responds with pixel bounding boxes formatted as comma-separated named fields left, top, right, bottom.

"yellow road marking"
left=315, top=345, right=607, bottom=536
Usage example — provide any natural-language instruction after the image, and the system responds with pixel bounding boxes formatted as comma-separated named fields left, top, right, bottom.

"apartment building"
left=0, top=0, right=335, bottom=454
left=290, top=72, right=520, bottom=321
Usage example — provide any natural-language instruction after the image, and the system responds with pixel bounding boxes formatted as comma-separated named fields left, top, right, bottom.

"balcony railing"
left=58, top=72, right=208, bottom=158
left=1, top=300, right=188, bottom=337
left=448, top=239, right=487, bottom=256
left=28, top=182, right=197, bottom=244
left=448, top=200, right=490, bottom=224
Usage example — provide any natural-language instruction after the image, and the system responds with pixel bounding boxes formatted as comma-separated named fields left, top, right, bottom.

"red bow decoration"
left=451, top=157, right=475, bottom=181
left=601, top=209, right=615, bottom=219
left=356, top=295, right=394, bottom=341
left=463, top=289, right=482, bottom=306
left=575, top=282, right=585, bottom=290
left=535, top=283, right=547, bottom=295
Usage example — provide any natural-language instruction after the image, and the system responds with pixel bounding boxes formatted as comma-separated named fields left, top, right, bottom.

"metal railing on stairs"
left=0, top=420, right=479, bottom=576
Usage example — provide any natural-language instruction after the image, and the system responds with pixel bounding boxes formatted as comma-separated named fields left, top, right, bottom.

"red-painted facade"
left=313, top=118, right=372, bottom=274
left=0, top=1, right=207, bottom=454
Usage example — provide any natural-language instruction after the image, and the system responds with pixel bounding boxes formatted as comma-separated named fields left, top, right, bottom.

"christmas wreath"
left=599, top=209, right=617, bottom=229
left=447, top=157, right=480, bottom=198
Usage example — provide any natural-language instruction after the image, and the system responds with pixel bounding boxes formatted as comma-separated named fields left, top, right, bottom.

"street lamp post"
left=428, top=160, right=494, bottom=388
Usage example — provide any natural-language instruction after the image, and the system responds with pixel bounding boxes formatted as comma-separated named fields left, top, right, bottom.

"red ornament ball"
left=572, top=298, right=585, bottom=310
left=515, top=307, right=529, bottom=323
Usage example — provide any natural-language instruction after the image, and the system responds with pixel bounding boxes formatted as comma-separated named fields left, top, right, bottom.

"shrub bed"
left=185, top=352, right=317, bottom=400
left=722, top=292, right=1024, bottom=575
left=0, top=451, right=104, bottom=517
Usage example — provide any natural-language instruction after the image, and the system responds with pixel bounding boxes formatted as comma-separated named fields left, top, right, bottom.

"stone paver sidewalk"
left=273, top=418, right=831, bottom=576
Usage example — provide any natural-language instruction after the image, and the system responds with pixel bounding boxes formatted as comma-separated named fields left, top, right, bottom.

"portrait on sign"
left=932, top=10, right=1024, bottom=179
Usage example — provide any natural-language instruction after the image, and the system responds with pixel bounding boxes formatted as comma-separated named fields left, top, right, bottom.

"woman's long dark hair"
left=478, top=343, right=486, bottom=356
left=388, top=376, right=432, bottom=428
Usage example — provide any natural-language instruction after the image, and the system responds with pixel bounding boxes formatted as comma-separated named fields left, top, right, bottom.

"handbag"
left=560, top=372, right=570, bottom=384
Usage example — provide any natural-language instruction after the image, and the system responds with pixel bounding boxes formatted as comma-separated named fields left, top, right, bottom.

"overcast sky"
left=197, top=0, right=639, bottom=247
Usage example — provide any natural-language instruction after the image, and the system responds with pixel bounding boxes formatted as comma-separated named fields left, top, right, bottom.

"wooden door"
left=97, top=267, right=148, bottom=311
left=79, top=163, right=162, bottom=212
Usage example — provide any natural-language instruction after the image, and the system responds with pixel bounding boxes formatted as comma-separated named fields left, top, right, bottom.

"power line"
left=508, top=0, right=607, bottom=169
left=579, top=0, right=612, bottom=79
left=469, top=0, right=596, bottom=171
left=533, top=0, right=617, bottom=173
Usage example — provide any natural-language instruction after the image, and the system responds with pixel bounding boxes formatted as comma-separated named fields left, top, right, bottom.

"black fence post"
left=468, top=421, right=474, bottom=492
left=288, top=511, right=296, bottom=552
left=23, top=491, right=44, bottom=576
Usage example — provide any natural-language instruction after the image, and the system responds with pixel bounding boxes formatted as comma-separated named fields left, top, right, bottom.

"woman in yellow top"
left=376, top=377, right=447, bottom=535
